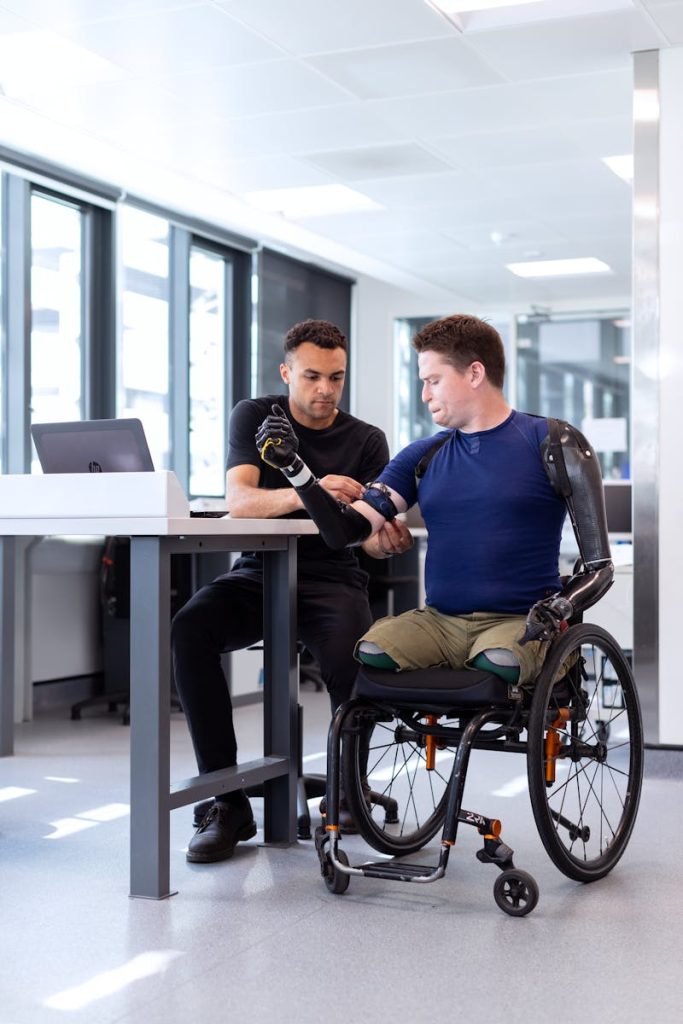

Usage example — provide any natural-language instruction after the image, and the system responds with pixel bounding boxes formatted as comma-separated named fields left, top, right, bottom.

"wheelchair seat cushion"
left=354, top=665, right=514, bottom=708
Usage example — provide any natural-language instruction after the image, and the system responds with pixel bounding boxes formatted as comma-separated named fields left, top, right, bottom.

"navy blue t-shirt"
left=377, top=411, right=566, bottom=615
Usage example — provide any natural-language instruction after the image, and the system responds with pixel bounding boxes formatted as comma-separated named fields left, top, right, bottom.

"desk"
left=0, top=514, right=317, bottom=899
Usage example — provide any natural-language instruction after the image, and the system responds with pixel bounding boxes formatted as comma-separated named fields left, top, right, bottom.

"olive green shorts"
left=356, top=606, right=546, bottom=685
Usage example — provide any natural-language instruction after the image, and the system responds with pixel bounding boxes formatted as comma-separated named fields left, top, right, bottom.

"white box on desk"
left=0, top=471, right=189, bottom=519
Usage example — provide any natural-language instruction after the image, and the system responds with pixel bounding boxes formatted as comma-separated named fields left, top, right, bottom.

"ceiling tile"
left=353, top=170, right=530, bottom=210
left=562, top=117, right=633, bottom=159
left=303, top=143, right=455, bottom=180
left=645, top=3, right=683, bottom=43
left=427, top=126, right=586, bottom=169
left=354, top=231, right=468, bottom=265
left=306, top=38, right=504, bottom=101
left=496, top=158, right=632, bottom=218
left=551, top=211, right=632, bottom=241
left=63, top=5, right=285, bottom=75
left=0, top=9, right=35, bottom=31
left=441, top=219, right=570, bottom=251
left=157, top=60, right=353, bottom=118
left=215, top=0, right=452, bottom=55
left=200, top=103, right=406, bottom=160
left=198, top=154, right=333, bottom=193
left=465, top=10, right=664, bottom=81
left=0, top=1, right=204, bottom=30
left=369, top=68, right=632, bottom=140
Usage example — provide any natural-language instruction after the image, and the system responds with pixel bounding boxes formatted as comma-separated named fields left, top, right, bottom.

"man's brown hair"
left=412, top=314, right=506, bottom=389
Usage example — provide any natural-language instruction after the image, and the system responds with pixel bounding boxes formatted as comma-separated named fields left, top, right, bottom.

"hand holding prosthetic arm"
left=256, top=405, right=374, bottom=548
left=521, top=421, right=614, bottom=645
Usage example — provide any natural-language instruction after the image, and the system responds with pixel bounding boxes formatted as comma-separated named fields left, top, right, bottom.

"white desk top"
left=0, top=515, right=320, bottom=537
left=0, top=472, right=319, bottom=537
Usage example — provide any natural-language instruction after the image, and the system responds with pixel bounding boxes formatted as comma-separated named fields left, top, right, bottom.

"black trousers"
left=171, top=570, right=372, bottom=776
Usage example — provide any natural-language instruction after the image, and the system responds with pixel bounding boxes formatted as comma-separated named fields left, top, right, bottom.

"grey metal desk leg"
left=0, top=537, right=16, bottom=756
left=129, top=537, right=175, bottom=899
left=262, top=538, right=298, bottom=844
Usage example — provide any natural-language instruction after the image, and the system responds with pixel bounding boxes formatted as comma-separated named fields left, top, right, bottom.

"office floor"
left=1, top=687, right=681, bottom=1024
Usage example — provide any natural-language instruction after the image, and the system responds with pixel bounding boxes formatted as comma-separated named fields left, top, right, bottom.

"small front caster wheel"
left=493, top=869, right=539, bottom=917
left=323, top=849, right=350, bottom=895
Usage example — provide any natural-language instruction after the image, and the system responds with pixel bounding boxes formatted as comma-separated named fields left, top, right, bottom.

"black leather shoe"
left=187, top=801, right=257, bottom=863
left=193, top=798, right=214, bottom=827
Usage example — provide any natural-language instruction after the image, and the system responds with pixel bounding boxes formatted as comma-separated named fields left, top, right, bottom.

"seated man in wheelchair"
left=255, top=312, right=613, bottom=686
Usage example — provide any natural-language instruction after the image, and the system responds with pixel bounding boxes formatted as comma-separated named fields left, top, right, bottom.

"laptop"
left=31, top=418, right=155, bottom=474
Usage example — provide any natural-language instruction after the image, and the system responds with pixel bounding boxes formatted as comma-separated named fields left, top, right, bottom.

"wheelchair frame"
left=314, top=623, right=644, bottom=917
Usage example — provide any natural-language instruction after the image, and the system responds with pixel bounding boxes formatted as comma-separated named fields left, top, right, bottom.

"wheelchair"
left=314, top=621, right=643, bottom=917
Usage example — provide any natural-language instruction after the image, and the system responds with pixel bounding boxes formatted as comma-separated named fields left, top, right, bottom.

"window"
left=30, top=193, right=85, bottom=470
left=118, top=206, right=170, bottom=470
left=256, top=249, right=353, bottom=405
left=516, top=312, right=630, bottom=480
left=188, top=246, right=228, bottom=497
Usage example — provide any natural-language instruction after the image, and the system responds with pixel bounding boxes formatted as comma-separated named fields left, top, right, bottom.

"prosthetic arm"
left=255, top=405, right=396, bottom=548
left=522, top=420, right=614, bottom=644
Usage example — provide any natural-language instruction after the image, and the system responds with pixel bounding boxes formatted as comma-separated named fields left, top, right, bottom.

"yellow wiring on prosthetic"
left=259, top=436, right=282, bottom=463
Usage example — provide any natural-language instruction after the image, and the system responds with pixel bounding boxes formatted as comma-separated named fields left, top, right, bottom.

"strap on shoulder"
left=415, top=433, right=450, bottom=485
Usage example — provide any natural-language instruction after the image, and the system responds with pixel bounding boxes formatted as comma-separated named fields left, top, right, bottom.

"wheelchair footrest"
left=359, top=860, right=442, bottom=883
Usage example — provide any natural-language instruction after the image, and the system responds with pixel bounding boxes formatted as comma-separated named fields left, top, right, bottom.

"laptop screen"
left=31, top=418, right=155, bottom=474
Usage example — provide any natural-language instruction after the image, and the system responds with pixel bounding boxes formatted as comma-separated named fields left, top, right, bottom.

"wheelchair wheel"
left=323, top=848, right=350, bottom=895
left=342, top=707, right=455, bottom=856
left=527, top=624, right=643, bottom=882
left=493, top=869, right=539, bottom=917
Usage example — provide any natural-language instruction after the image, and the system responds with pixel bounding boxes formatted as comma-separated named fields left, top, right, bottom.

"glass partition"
left=118, top=205, right=170, bottom=470
left=189, top=245, right=228, bottom=497
left=516, top=311, right=631, bottom=480
left=30, top=193, right=85, bottom=470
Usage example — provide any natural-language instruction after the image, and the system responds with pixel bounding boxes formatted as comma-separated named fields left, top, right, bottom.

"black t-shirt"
left=227, top=394, right=389, bottom=584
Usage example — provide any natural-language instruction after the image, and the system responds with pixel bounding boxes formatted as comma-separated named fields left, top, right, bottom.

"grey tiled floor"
left=1, top=690, right=681, bottom=1024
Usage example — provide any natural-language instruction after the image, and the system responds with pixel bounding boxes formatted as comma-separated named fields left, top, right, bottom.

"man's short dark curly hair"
left=412, top=314, right=505, bottom=390
left=283, top=319, right=348, bottom=360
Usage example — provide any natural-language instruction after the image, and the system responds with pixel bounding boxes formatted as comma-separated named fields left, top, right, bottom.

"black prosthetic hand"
left=254, top=404, right=371, bottom=549
left=255, top=404, right=301, bottom=472
left=520, top=595, right=573, bottom=645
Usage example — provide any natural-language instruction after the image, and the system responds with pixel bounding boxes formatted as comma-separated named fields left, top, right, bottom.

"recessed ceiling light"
left=242, top=184, right=382, bottom=219
left=427, top=0, right=543, bottom=13
left=507, top=257, right=612, bottom=278
left=603, top=155, right=633, bottom=184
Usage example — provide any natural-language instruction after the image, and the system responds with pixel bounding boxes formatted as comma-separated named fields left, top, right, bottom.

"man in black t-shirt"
left=172, top=319, right=412, bottom=864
